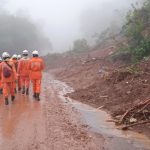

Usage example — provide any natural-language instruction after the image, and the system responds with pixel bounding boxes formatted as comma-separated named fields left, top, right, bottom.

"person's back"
left=11, top=54, right=18, bottom=72
left=28, top=50, right=44, bottom=101
left=18, top=57, right=30, bottom=77
left=18, top=50, right=30, bottom=95
left=0, top=52, right=17, bottom=105
left=0, top=61, right=17, bottom=83
left=29, top=57, right=44, bottom=80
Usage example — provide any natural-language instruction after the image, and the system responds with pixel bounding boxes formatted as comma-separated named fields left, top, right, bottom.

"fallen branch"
left=120, top=99, right=150, bottom=123
left=122, top=120, right=150, bottom=130
left=96, top=105, right=104, bottom=110
left=137, top=101, right=150, bottom=113
left=106, top=119, right=118, bottom=123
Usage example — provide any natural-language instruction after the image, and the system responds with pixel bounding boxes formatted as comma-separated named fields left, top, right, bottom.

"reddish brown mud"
left=51, top=78, right=150, bottom=150
left=0, top=77, right=103, bottom=150
left=0, top=74, right=149, bottom=150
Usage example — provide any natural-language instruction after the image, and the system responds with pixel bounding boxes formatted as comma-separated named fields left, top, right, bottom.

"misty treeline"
left=120, top=0, right=150, bottom=62
left=90, top=0, right=150, bottom=63
left=0, top=12, right=51, bottom=55
left=112, top=0, right=150, bottom=62
left=70, top=0, right=144, bottom=53
left=72, top=39, right=89, bottom=52
left=71, top=0, right=150, bottom=63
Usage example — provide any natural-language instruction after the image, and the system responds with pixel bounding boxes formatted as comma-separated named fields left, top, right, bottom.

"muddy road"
left=0, top=74, right=149, bottom=150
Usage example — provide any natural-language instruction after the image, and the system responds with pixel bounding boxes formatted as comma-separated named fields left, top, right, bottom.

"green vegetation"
left=122, top=0, right=150, bottom=62
left=72, top=39, right=89, bottom=53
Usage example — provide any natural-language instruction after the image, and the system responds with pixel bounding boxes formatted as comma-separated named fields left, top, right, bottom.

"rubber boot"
left=33, top=93, right=37, bottom=98
left=26, top=88, right=29, bottom=95
left=22, top=86, right=25, bottom=94
left=11, top=96, right=15, bottom=102
left=5, top=98, right=9, bottom=105
left=36, top=93, right=40, bottom=101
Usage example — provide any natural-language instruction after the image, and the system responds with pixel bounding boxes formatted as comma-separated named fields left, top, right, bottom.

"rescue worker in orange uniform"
left=17, top=55, right=22, bottom=60
left=0, top=52, right=17, bottom=105
left=0, top=57, right=3, bottom=94
left=17, top=55, right=22, bottom=91
left=11, top=54, right=18, bottom=93
left=18, top=50, right=30, bottom=95
left=11, top=54, right=18, bottom=71
left=28, top=50, right=45, bottom=101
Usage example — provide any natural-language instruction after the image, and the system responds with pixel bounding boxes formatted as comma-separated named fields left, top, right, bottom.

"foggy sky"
left=4, top=0, right=141, bottom=53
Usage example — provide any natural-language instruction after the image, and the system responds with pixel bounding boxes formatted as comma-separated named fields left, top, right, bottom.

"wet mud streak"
left=42, top=75, right=104, bottom=150
left=50, top=78, right=150, bottom=150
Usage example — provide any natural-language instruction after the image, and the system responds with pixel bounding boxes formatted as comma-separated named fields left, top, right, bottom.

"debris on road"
left=122, top=120, right=150, bottom=130
left=117, top=99, right=150, bottom=130
left=46, top=44, right=150, bottom=138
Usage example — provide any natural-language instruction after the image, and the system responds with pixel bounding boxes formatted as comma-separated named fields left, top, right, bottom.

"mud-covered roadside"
left=0, top=74, right=105, bottom=150
left=51, top=59, right=150, bottom=138
left=43, top=75, right=105, bottom=150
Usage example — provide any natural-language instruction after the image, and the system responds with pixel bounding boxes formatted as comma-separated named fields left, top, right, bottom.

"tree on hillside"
left=121, top=0, right=150, bottom=61
left=72, top=39, right=89, bottom=52
left=0, top=14, right=51, bottom=55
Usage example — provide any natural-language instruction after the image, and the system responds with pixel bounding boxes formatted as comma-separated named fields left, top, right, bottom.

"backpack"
left=3, top=63, right=12, bottom=78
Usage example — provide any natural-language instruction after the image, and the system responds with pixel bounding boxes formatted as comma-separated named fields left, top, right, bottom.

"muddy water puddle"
left=50, top=79, right=150, bottom=150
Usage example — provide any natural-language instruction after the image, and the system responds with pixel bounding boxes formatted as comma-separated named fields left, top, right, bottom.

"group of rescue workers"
left=0, top=50, right=44, bottom=105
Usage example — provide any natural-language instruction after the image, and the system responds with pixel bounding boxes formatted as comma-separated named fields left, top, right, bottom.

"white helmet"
left=23, top=50, right=28, bottom=55
left=2, top=52, right=10, bottom=59
left=32, top=50, right=39, bottom=55
left=12, top=54, right=18, bottom=59
left=17, top=55, right=22, bottom=59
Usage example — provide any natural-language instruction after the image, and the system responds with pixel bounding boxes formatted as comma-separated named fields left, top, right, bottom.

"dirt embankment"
left=47, top=47, right=150, bottom=138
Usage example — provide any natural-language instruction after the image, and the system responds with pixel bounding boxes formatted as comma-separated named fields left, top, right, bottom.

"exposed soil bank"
left=51, top=58, right=150, bottom=138
left=51, top=78, right=150, bottom=150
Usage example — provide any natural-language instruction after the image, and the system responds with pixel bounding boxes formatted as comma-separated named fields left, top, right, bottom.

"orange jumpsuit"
left=11, top=59, right=18, bottom=71
left=11, top=59, right=18, bottom=91
left=18, top=58, right=30, bottom=89
left=0, top=61, right=17, bottom=98
left=0, top=62, right=3, bottom=93
left=17, top=59, right=22, bottom=90
left=28, top=57, right=44, bottom=94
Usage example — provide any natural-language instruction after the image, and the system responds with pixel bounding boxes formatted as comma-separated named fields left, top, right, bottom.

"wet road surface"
left=0, top=76, right=103, bottom=150
left=0, top=74, right=149, bottom=150
left=0, top=90, right=47, bottom=149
